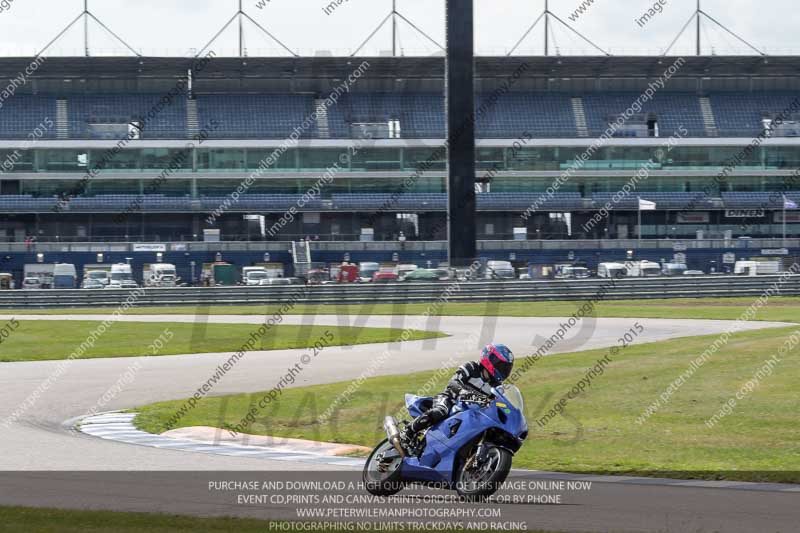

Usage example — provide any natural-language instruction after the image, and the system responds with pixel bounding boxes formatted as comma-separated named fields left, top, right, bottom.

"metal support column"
left=445, top=0, right=476, bottom=266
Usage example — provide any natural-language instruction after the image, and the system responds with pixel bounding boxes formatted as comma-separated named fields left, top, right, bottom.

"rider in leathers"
left=402, top=344, right=515, bottom=442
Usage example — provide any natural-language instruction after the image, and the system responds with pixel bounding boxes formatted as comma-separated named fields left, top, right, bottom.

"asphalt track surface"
left=0, top=313, right=797, bottom=532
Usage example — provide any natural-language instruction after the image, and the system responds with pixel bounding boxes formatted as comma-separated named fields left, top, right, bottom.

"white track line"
left=75, top=412, right=800, bottom=493
left=77, top=412, right=363, bottom=468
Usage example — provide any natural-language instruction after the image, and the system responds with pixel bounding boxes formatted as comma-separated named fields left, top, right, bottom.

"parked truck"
left=625, top=260, right=662, bottom=277
left=108, top=263, right=136, bottom=288
left=24, top=264, right=54, bottom=289
left=53, top=263, right=78, bottom=289
left=597, top=262, right=628, bottom=279
left=83, top=264, right=112, bottom=288
left=144, top=263, right=178, bottom=287
left=734, top=260, right=782, bottom=275
left=263, top=263, right=285, bottom=279
left=202, top=262, right=238, bottom=286
left=337, top=263, right=359, bottom=283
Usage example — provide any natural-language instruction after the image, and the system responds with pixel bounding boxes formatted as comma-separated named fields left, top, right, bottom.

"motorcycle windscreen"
left=498, top=385, right=524, bottom=411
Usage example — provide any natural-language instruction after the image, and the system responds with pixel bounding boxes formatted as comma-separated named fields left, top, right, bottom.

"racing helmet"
left=480, top=344, right=515, bottom=384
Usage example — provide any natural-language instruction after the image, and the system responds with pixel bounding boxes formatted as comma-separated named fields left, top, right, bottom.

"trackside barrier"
left=1, top=275, right=799, bottom=309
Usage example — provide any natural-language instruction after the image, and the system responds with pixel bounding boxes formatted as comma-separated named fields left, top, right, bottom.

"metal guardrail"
left=0, top=238, right=798, bottom=254
left=0, top=275, right=797, bottom=309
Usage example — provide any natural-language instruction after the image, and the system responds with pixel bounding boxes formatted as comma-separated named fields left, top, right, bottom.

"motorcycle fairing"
left=405, top=394, right=433, bottom=418
left=401, top=400, right=522, bottom=483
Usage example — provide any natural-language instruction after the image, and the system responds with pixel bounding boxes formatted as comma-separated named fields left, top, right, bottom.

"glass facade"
left=12, top=175, right=796, bottom=197
left=2, top=145, right=798, bottom=198
left=1, top=145, right=798, bottom=173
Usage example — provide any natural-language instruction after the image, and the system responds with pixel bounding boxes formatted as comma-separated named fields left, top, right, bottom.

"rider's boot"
left=400, top=424, right=425, bottom=455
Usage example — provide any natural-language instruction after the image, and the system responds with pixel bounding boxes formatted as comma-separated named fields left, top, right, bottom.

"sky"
left=0, top=0, right=797, bottom=57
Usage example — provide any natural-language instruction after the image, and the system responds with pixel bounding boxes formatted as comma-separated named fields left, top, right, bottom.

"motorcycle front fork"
left=463, top=434, right=488, bottom=471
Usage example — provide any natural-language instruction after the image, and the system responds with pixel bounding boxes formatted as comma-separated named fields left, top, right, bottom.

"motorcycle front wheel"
left=362, top=438, right=404, bottom=496
left=455, top=446, right=512, bottom=501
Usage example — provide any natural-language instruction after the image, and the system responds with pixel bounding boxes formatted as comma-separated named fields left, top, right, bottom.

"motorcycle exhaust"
left=383, top=416, right=406, bottom=457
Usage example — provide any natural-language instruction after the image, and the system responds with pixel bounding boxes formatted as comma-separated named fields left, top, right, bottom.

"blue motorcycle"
left=363, top=384, right=528, bottom=500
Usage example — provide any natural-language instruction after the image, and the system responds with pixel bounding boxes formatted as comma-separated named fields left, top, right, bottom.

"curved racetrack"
left=0, top=313, right=797, bottom=533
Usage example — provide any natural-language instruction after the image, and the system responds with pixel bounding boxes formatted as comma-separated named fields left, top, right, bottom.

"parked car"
left=263, top=277, right=295, bottom=286
left=556, top=266, right=590, bottom=279
left=431, top=268, right=453, bottom=281
left=403, top=269, right=441, bottom=282
left=84, top=270, right=110, bottom=287
left=662, top=263, right=688, bottom=276
left=83, top=278, right=106, bottom=290
left=373, top=271, right=400, bottom=282
left=683, top=270, right=705, bottom=276
left=22, top=277, right=42, bottom=290
left=306, top=269, right=330, bottom=285
left=358, top=262, right=380, bottom=282
left=245, top=271, right=269, bottom=286
left=397, top=264, right=419, bottom=281
left=485, top=260, right=515, bottom=280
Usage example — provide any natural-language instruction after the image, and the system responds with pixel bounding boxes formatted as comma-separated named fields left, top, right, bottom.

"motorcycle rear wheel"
left=363, top=438, right=404, bottom=496
left=455, top=446, right=512, bottom=501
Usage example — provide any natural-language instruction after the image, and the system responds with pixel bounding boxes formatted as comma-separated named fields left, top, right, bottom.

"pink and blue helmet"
left=480, top=344, right=515, bottom=384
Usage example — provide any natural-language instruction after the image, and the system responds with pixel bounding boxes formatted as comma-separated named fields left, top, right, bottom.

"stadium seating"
left=9, top=192, right=589, bottom=212
left=67, top=94, right=187, bottom=139
left=722, top=192, right=800, bottom=209
left=5, top=91, right=800, bottom=140
left=196, top=95, right=317, bottom=139
left=0, top=96, right=58, bottom=139
left=0, top=195, right=59, bottom=211
left=329, top=93, right=577, bottom=138
left=331, top=193, right=445, bottom=210
left=582, top=93, right=705, bottom=137
left=710, top=92, right=800, bottom=137
left=477, top=93, right=577, bottom=138
left=478, top=192, right=583, bottom=210
left=335, top=93, right=444, bottom=138
left=198, top=194, right=323, bottom=211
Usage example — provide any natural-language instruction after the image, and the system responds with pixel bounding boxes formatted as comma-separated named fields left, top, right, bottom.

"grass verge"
left=0, top=321, right=444, bottom=362
left=5, top=296, right=800, bottom=322
left=135, top=326, right=800, bottom=483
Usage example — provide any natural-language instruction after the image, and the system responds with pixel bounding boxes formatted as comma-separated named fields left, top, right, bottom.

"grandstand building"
left=0, top=55, right=799, bottom=279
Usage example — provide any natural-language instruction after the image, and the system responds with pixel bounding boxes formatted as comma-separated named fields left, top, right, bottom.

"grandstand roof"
left=4, top=55, right=800, bottom=91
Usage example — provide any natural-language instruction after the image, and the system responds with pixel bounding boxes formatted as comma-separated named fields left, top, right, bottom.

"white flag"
left=638, top=198, right=656, bottom=211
